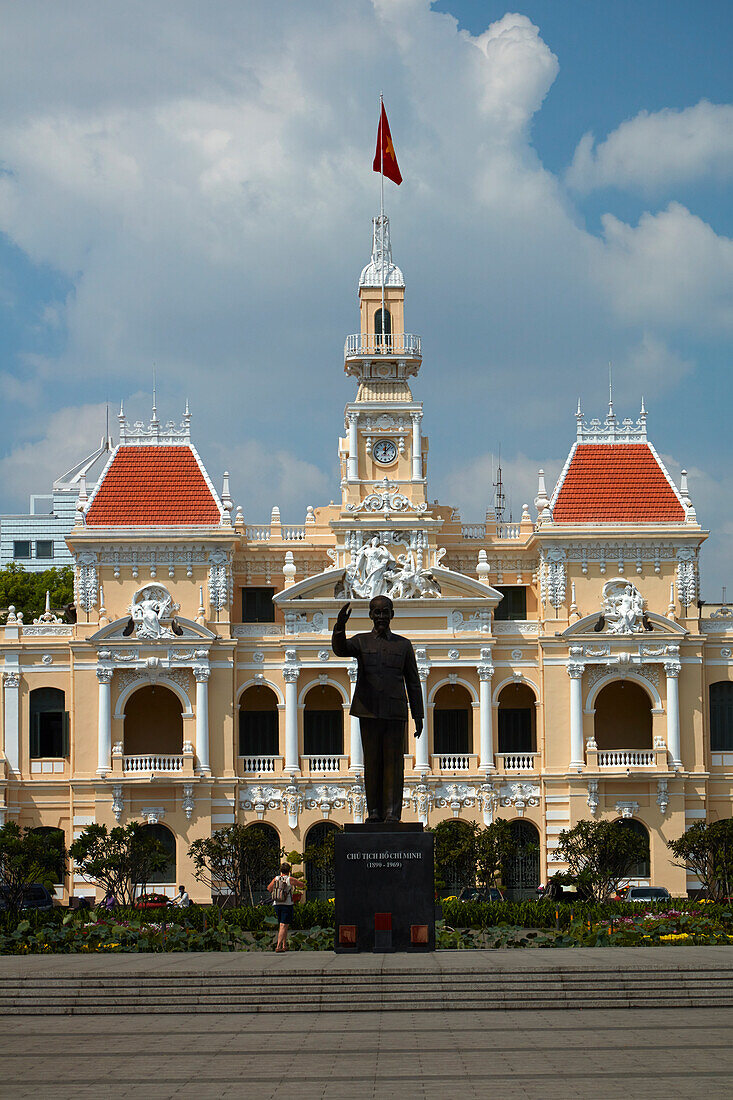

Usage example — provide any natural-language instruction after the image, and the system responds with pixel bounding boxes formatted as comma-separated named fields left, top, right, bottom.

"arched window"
left=239, top=685, right=279, bottom=757
left=30, top=688, right=68, bottom=758
left=505, top=820, right=540, bottom=899
left=710, top=682, right=733, bottom=751
left=245, top=823, right=282, bottom=905
left=305, top=821, right=340, bottom=900
left=31, top=826, right=66, bottom=886
left=433, top=684, right=472, bottom=755
left=124, top=685, right=183, bottom=756
left=374, top=307, right=392, bottom=348
left=614, top=818, right=650, bottom=879
left=594, top=681, right=652, bottom=751
left=142, top=823, right=176, bottom=885
left=304, top=685, right=343, bottom=757
left=497, top=683, right=536, bottom=754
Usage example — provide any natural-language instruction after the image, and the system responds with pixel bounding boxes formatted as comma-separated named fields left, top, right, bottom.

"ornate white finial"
left=521, top=503, right=531, bottom=523
left=283, top=550, right=297, bottom=587
left=679, top=469, right=697, bottom=523
left=305, top=505, right=316, bottom=525
left=607, top=362, right=615, bottom=421
left=197, top=585, right=206, bottom=624
left=359, top=215, right=405, bottom=289
left=534, top=469, right=552, bottom=523
left=270, top=505, right=281, bottom=525
left=221, top=471, right=233, bottom=525
left=476, top=549, right=490, bottom=582
left=234, top=505, right=244, bottom=528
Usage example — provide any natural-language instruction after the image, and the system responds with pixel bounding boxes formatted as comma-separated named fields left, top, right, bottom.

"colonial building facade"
left=1, top=215, right=731, bottom=901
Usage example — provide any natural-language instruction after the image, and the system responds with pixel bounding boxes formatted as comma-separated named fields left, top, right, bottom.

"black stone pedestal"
left=334, top=824, right=435, bottom=953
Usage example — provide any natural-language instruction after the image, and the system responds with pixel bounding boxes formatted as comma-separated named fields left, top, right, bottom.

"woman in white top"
left=267, top=862, right=306, bottom=952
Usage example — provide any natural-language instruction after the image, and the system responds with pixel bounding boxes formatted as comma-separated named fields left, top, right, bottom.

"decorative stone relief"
left=347, top=479, right=428, bottom=516
left=434, top=783, right=477, bottom=817
left=409, top=782, right=434, bottom=825
left=451, top=610, right=492, bottom=634
left=600, top=579, right=647, bottom=634
left=130, top=584, right=181, bottom=640
left=615, top=801, right=639, bottom=819
left=676, top=550, right=698, bottom=608
left=587, top=780, right=599, bottom=816
left=22, top=625, right=72, bottom=637
left=540, top=549, right=566, bottom=610
left=336, top=536, right=440, bottom=600
left=477, top=783, right=498, bottom=825
left=656, top=779, right=669, bottom=815
left=41, top=655, right=53, bottom=665
left=208, top=550, right=231, bottom=612
left=317, top=649, right=330, bottom=662
left=112, top=785, right=124, bottom=823
left=282, top=785, right=303, bottom=828
left=141, top=807, right=165, bottom=826
left=305, top=785, right=348, bottom=819
left=499, top=782, right=540, bottom=816
left=586, top=662, right=659, bottom=691
left=182, top=785, right=195, bottom=821
left=284, top=611, right=326, bottom=635
left=75, top=551, right=98, bottom=613
left=448, top=649, right=460, bottom=661
left=347, top=782, right=366, bottom=824
left=240, top=785, right=282, bottom=819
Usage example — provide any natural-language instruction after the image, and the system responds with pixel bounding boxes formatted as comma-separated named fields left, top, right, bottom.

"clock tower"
left=339, top=215, right=429, bottom=513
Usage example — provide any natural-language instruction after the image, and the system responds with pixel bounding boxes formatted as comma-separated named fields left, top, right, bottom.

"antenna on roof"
left=152, top=365, right=158, bottom=425
left=493, top=446, right=505, bottom=526
left=608, top=362, right=614, bottom=417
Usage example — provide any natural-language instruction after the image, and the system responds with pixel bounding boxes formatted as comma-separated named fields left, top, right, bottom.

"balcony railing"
left=303, top=754, right=344, bottom=774
left=461, top=524, right=485, bottom=540
left=123, top=754, right=184, bottom=773
left=497, top=522, right=522, bottom=539
left=496, top=752, right=538, bottom=772
left=240, top=755, right=280, bottom=774
left=344, top=333, right=421, bottom=358
left=434, top=753, right=474, bottom=772
left=597, top=749, right=655, bottom=767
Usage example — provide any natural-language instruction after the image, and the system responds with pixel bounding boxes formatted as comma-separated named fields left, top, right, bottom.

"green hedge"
left=440, top=897, right=711, bottom=930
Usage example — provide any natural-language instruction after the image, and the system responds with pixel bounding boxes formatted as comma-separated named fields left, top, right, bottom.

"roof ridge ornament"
left=576, top=395, right=648, bottom=444
left=359, top=215, right=405, bottom=289
left=119, top=401, right=192, bottom=445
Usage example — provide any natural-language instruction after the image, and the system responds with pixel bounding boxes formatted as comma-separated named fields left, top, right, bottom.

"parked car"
left=537, top=882, right=591, bottom=901
left=0, top=883, right=55, bottom=911
left=135, top=892, right=171, bottom=909
left=615, top=886, right=671, bottom=903
left=456, top=887, right=504, bottom=903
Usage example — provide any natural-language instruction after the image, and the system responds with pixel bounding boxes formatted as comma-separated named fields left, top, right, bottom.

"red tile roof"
left=86, top=446, right=221, bottom=526
left=552, top=444, right=685, bottom=523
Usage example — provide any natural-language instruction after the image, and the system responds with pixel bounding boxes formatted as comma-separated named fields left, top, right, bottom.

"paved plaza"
left=2, top=949, right=733, bottom=1098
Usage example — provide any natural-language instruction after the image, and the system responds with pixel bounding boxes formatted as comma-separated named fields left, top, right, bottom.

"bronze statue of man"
left=332, top=595, right=423, bottom=823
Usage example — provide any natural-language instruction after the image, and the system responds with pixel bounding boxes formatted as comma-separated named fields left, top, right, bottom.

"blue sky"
left=0, top=1, right=731, bottom=596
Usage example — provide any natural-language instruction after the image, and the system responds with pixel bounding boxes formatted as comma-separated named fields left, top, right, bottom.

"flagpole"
left=379, top=91, right=385, bottom=350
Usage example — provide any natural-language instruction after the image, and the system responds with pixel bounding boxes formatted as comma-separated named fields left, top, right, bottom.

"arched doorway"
left=614, top=818, right=651, bottom=879
left=239, top=685, right=279, bottom=758
left=244, top=823, right=282, bottom=905
left=497, top=683, right=536, bottom=755
left=432, top=819, right=475, bottom=896
left=304, top=821, right=340, bottom=900
left=303, top=685, right=343, bottom=758
left=594, top=681, right=652, bottom=750
left=374, top=306, right=392, bottom=348
left=141, top=823, right=176, bottom=885
left=433, top=684, right=472, bottom=756
left=124, top=685, right=183, bottom=756
left=30, top=826, right=66, bottom=887
left=505, top=820, right=540, bottom=899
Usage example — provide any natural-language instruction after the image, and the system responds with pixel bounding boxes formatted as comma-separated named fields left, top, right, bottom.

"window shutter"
left=62, top=712, right=70, bottom=757
left=30, top=712, right=40, bottom=758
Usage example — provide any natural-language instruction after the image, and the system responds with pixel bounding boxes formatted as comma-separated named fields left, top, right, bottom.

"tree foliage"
left=0, top=564, right=75, bottom=624
left=189, top=824, right=282, bottom=907
left=431, top=819, right=517, bottom=893
left=0, top=822, right=66, bottom=911
left=69, top=822, right=170, bottom=907
left=474, top=819, right=516, bottom=890
left=556, top=819, right=649, bottom=902
left=668, top=819, right=733, bottom=902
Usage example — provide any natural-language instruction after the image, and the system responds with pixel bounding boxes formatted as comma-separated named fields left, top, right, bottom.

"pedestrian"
left=103, top=890, right=116, bottom=911
left=170, top=885, right=191, bottom=908
left=267, top=862, right=306, bottom=952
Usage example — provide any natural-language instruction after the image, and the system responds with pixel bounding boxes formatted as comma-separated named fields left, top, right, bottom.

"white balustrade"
left=438, top=754, right=472, bottom=772
left=461, top=525, right=486, bottom=539
left=240, top=755, right=278, bottom=773
left=497, top=753, right=537, bottom=771
left=497, top=523, right=522, bottom=539
left=281, top=526, right=306, bottom=541
left=245, top=526, right=270, bottom=541
left=123, top=754, right=184, bottom=773
left=304, top=755, right=342, bottom=773
left=597, top=749, right=655, bottom=767
left=344, top=333, right=421, bottom=357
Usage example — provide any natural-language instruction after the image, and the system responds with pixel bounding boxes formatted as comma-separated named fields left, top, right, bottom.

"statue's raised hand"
left=336, top=602, right=352, bottom=628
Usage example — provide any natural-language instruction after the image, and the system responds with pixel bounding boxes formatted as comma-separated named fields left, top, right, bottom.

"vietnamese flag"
left=373, top=103, right=402, bottom=185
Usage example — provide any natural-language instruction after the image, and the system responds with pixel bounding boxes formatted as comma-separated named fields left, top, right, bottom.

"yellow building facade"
left=2, top=214, right=731, bottom=901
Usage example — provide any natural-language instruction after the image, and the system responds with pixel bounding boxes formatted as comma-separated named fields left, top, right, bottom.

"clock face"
left=373, top=438, right=397, bottom=464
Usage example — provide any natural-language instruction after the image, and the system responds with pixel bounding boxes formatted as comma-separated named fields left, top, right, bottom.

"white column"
left=411, top=412, right=422, bottom=481
left=96, top=667, right=113, bottom=777
left=415, top=664, right=430, bottom=775
left=3, top=671, right=20, bottom=774
left=665, top=660, right=682, bottom=767
left=194, top=666, right=210, bottom=774
left=347, top=412, right=358, bottom=481
left=347, top=661, right=362, bottom=774
left=567, top=660, right=585, bottom=769
left=478, top=658, right=495, bottom=775
left=283, top=665, right=300, bottom=775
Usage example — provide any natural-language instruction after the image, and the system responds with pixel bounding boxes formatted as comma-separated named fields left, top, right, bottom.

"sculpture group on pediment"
left=336, top=536, right=441, bottom=600
left=601, top=580, right=646, bottom=634
left=129, top=584, right=181, bottom=640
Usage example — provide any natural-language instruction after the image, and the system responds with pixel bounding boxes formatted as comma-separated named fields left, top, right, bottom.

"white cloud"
left=597, top=203, right=733, bottom=334
left=436, top=450, right=563, bottom=525
left=215, top=440, right=332, bottom=524
left=567, top=100, right=733, bottom=194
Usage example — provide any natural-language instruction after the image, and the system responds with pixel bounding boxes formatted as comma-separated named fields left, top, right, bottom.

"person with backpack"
left=267, top=862, right=306, bottom=952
